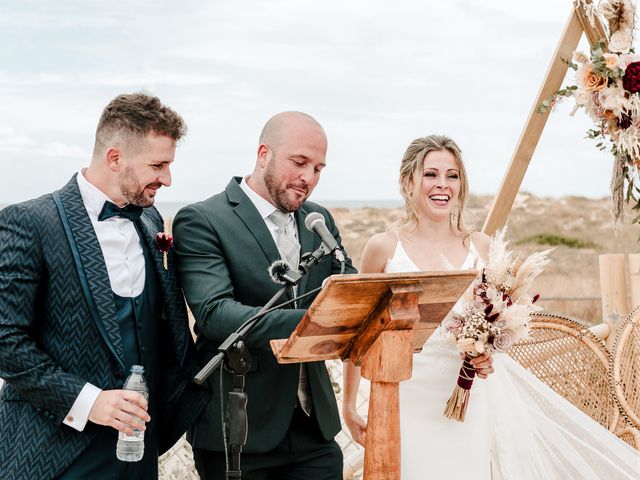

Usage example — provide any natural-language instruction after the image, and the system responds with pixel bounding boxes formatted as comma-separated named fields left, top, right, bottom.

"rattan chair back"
left=509, top=312, right=619, bottom=431
left=610, top=305, right=640, bottom=429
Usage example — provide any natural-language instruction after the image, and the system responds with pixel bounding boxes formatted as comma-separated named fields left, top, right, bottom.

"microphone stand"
left=192, top=243, right=332, bottom=480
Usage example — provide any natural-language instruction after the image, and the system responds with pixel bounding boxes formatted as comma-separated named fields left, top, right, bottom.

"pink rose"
left=493, top=331, right=515, bottom=352
left=445, top=316, right=464, bottom=334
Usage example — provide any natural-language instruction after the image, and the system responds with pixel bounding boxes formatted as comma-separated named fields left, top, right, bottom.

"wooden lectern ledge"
left=270, top=270, right=476, bottom=365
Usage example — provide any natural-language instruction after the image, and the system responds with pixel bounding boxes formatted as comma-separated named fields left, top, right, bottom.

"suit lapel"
left=136, top=213, right=164, bottom=278
left=226, top=178, right=282, bottom=266
left=137, top=209, right=190, bottom=366
left=57, top=176, right=126, bottom=373
left=225, top=179, right=328, bottom=302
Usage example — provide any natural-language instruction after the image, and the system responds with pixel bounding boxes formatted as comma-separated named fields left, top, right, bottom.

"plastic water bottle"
left=116, top=365, right=148, bottom=462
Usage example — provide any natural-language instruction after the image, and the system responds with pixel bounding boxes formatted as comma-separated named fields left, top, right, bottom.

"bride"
left=342, top=135, right=640, bottom=479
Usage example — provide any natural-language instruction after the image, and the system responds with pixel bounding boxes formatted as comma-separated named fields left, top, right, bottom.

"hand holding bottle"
left=88, top=389, right=150, bottom=436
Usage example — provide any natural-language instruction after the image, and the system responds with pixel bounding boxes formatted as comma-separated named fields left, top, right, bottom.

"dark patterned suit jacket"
left=0, top=176, right=208, bottom=479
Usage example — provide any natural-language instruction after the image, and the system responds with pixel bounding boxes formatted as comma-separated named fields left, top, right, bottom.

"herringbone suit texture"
left=0, top=176, right=208, bottom=479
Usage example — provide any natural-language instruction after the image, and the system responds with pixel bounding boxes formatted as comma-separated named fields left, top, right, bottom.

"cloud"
left=0, top=125, right=86, bottom=159
left=41, top=142, right=87, bottom=158
left=0, top=126, right=34, bottom=151
left=0, top=0, right=626, bottom=204
left=0, top=71, right=224, bottom=88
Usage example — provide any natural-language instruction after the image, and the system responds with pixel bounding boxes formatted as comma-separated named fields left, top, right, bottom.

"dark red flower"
left=502, top=293, right=513, bottom=306
left=623, top=61, right=640, bottom=93
left=619, top=113, right=632, bottom=129
left=156, top=232, right=173, bottom=253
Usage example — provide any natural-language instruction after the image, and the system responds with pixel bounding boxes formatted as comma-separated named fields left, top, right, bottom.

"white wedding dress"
left=385, top=237, right=640, bottom=480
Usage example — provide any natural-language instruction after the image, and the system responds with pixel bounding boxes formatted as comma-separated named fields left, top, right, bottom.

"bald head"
left=259, top=111, right=326, bottom=152
left=247, top=111, right=328, bottom=212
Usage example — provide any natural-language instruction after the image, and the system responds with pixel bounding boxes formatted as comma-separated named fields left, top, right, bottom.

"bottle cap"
left=130, top=365, right=145, bottom=374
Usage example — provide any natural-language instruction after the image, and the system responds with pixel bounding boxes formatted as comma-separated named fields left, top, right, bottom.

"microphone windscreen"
left=304, top=212, right=324, bottom=232
left=268, top=260, right=290, bottom=284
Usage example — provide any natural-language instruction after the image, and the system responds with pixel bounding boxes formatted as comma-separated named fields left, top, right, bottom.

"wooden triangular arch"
left=482, top=0, right=608, bottom=235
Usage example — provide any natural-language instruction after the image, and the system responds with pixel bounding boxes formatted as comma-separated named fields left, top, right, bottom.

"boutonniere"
left=155, top=232, right=174, bottom=270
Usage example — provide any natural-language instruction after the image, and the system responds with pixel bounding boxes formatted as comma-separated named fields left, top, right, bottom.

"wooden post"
left=629, top=254, right=640, bottom=310
left=573, top=0, right=608, bottom=47
left=361, top=331, right=413, bottom=480
left=359, top=285, right=421, bottom=480
left=599, top=254, right=629, bottom=348
left=482, top=2, right=606, bottom=235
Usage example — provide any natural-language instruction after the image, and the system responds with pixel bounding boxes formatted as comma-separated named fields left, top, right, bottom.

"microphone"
left=268, top=259, right=302, bottom=285
left=268, top=260, right=290, bottom=284
left=304, top=212, right=339, bottom=252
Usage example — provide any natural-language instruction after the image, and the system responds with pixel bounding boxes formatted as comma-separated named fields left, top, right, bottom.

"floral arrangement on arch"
left=442, top=230, right=551, bottom=422
left=541, top=0, right=640, bottom=224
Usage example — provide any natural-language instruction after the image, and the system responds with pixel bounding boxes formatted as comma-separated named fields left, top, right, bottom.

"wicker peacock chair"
left=509, top=312, right=639, bottom=449
left=609, top=305, right=640, bottom=449
left=339, top=312, right=640, bottom=479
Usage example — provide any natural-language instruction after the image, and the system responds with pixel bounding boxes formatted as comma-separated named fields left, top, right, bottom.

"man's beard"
left=264, top=161, right=308, bottom=213
left=119, top=167, right=154, bottom=207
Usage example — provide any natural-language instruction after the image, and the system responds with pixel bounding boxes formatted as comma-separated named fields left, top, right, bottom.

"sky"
left=0, top=0, right=619, bottom=205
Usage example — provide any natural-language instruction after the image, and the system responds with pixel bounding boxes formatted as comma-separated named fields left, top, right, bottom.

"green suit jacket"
left=173, top=177, right=357, bottom=453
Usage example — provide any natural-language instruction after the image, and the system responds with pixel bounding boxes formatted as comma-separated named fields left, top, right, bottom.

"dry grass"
left=330, top=193, right=640, bottom=325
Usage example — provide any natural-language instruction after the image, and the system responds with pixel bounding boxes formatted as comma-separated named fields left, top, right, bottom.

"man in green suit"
left=173, top=111, right=357, bottom=479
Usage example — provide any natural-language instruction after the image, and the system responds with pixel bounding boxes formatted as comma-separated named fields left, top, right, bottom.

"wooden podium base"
left=269, top=271, right=477, bottom=480
left=361, top=330, right=414, bottom=480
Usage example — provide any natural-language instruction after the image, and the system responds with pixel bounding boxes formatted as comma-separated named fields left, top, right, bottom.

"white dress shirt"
left=76, top=169, right=146, bottom=297
left=239, top=177, right=297, bottom=243
left=63, top=169, right=146, bottom=431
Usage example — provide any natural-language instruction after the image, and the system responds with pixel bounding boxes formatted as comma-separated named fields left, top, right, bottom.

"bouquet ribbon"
left=457, top=355, right=477, bottom=390
left=444, top=354, right=477, bottom=422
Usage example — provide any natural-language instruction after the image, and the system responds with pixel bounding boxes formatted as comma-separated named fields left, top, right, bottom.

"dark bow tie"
left=98, top=201, right=143, bottom=222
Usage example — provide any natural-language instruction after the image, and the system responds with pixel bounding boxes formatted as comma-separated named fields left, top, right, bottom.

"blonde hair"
left=396, top=134, right=470, bottom=235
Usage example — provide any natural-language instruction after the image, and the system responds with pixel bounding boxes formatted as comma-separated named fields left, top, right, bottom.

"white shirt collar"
left=75, top=169, right=146, bottom=299
left=76, top=168, right=118, bottom=218
left=239, top=176, right=294, bottom=223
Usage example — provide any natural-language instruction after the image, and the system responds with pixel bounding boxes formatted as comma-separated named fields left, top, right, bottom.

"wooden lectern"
left=271, top=270, right=476, bottom=480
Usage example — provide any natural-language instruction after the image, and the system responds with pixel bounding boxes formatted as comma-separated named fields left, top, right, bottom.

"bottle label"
left=119, top=430, right=145, bottom=442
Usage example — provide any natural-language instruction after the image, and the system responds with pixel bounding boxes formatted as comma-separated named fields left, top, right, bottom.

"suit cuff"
left=63, top=383, right=102, bottom=432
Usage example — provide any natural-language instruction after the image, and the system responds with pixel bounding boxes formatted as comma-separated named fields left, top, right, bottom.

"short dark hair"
left=94, top=92, right=186, bottom=152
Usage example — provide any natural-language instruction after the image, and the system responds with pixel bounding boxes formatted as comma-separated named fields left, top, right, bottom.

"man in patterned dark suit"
left=0, top=93, right=208, bottom=479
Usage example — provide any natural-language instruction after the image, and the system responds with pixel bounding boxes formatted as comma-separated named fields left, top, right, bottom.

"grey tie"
left=268, top=210, right=300, bottom=272
left=268, top=210, right=312, bottom=415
